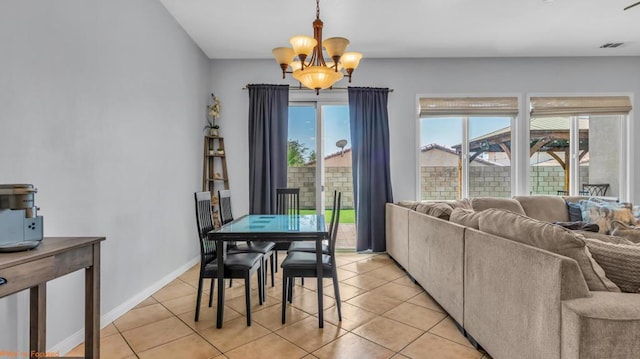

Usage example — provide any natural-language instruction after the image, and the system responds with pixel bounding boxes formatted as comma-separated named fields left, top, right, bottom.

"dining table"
left=208, top=214, right=328, bottom=329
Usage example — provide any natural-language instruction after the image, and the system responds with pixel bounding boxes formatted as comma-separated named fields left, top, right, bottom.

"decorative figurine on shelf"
left=204, top=93, right=221, bottom=136
left=216, top=148, right=225, bottom=155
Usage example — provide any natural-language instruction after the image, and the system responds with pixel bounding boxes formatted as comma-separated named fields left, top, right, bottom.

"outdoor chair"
left=582, top=183, right=609, bottom=197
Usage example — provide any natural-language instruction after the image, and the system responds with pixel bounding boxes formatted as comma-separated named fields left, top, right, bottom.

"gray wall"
left=0, top=0, right=210, bottom=352
left=210, top=57, right=639, bottom=215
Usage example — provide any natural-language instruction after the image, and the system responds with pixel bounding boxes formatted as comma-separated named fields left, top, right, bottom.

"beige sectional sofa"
left=386, top=196, right=640, bottom=359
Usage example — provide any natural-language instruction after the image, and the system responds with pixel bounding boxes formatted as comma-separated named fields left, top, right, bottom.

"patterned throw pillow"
left=578, top=200, right=636, bottom=234
left=584, top=238, right=640, bottom=293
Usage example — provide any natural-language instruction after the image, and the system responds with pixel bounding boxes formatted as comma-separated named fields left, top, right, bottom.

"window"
left=418, top=97, right=517, bottom=200
left=529, top=96, right=631, bottom=198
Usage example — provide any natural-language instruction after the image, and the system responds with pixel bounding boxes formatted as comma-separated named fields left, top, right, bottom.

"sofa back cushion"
left=471, top=197, right=526, bottom=215
left=449, top=208, right=481, bottom=229
left=513, top=195, right=569, bottom=222
left=478, top=208, right=619, bottom=292
left=415, top=202, right=453, bottom=220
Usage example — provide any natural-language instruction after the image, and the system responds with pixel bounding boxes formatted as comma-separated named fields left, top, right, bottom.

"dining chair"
left=287, top=190, right=337, bottom=254
left=218, top=190, right=276, bottom=290
left=273, top=187, right=301, bottom=267
left=280, top=192, right=342, bottom=324
left=194, top=191, right=264, bottom=325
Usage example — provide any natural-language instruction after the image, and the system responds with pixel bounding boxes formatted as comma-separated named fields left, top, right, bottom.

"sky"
left=420, top=117, right=511, bottom=147
left=288, top=105, right=350, bottom=161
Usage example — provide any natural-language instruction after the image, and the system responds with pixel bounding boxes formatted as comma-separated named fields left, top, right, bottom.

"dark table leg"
left=85, top=243, right=100, bottom=359
left=30, top=283, right=46, bottom=359
left=216, top=238, right=225, bottom=328
left=316, top=236, right=323, bottom=328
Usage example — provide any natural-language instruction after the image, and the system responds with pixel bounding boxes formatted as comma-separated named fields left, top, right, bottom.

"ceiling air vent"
left=600, top=42, right=624, bottom=48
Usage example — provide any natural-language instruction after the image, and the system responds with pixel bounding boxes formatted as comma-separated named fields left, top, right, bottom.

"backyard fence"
left=288, top=165, right=588, bottom=206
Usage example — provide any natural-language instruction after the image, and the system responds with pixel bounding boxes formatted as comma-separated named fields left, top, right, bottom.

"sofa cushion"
left=397, top=200, right=420, bottom=211
left=579, top=200, right=636, bottom=234
left=584, top=238, right=640, bottom=293
left=471, top=197, right=526, bottom=215
left=415, top=202, right=453, bottom=220
left=478, top=208, right=619, bottom=292
left=610, top=221, right=640, bottom=244
left=449, top=208, right=481, bottom=229
left=513, top=195, right=569, bottom=222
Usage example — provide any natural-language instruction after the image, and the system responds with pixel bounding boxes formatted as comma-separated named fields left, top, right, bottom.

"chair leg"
left=229, top=278, right=233, bottom=287
left=195, top=275, right=205, bottom=322
left=332, top=271, right=342, bottom=321
left=270, top=252, right=275, bottom=287
left=288, top=276, right=294, bottom=303
left=245, top=272, right=252, bottom=326
left=258, top=263, right=264, bottom=306
left=208, top=277, right=214, bottom=307
left=281, top=276, right=288, bottom=324
left=274, top=251, right=278, bottom=272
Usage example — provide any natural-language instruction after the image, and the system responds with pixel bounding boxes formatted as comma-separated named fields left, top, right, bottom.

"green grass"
left=300, top=209, right=355, bottom=224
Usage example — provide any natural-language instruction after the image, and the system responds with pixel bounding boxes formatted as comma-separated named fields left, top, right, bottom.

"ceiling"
left=159, top=0, right=640, bottom=59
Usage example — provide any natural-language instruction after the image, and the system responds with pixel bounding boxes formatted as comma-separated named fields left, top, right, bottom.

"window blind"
left=419, top=97, right=519, bottom=117
left=530, top=96, right=632, bottom=117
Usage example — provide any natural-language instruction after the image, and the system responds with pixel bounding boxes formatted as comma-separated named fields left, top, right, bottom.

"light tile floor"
left=68, top=252, right=492, bottom=359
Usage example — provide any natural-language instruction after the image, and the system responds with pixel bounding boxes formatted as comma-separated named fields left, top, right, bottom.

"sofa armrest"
left=464, top=228, right=590, bottom=359
left=386, top=203, right=409, bottom=269
left=562, top=292, right=640, bottom=359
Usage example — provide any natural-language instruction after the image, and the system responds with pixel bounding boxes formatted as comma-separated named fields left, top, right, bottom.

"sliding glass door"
left=287, top=102, right=355, bottom=249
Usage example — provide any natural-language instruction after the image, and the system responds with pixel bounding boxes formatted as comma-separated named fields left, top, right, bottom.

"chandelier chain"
left=316, top=0, right=320, bottom=19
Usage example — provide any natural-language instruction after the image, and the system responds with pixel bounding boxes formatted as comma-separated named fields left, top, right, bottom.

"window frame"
left=525, top=93, right=633, bottom=201
left=415, top=93, right=521, bottom=200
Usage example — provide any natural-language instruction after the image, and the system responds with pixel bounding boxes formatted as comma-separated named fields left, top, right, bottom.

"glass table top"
left=214, top=214, right=326, bottom=234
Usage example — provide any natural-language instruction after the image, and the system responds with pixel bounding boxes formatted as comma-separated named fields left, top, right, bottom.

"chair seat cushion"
left=281, top=251, right=332, bottom=270
left=287, top=241, right=329, bottom=254
left=203, top=252, right=263, bottom=274
left=231, top=241, right=276, bottom=254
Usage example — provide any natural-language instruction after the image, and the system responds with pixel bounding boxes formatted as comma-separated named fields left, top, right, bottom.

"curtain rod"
left=241, top=85, right=394, bottom=92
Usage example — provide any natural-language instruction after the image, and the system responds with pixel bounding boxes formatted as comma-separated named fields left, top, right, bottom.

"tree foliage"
left=288, top=140, right=309, bottom=167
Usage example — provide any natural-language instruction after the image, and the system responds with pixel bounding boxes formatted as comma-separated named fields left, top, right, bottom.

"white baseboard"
left=52, top=256, right=200, bottom=355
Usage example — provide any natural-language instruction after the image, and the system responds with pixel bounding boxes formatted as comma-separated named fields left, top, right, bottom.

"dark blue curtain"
left=248, top=84, right=289, bottom=214
left=348, top=87, right=393, bottom=252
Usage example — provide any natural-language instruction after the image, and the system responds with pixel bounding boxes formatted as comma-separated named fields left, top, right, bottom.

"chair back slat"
left=194, top=192, right=218, bottom=261
left=328, top=192, right=342, bottom=255
left=276, top=188, right=300, bottom=215
left=218, top=189, right=234, bottom=225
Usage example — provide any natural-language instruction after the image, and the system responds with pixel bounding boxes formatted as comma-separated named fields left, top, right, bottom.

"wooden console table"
left=0, top=237, right=105, bottom=359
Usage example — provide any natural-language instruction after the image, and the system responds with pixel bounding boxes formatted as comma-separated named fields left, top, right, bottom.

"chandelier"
left=272, top=0, right=362, bottom=94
